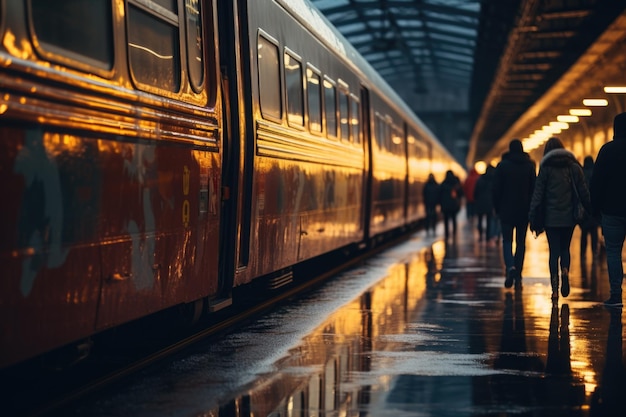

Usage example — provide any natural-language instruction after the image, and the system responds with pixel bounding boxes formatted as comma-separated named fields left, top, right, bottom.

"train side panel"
left=0, top=0, right=222, bottom=368
left=368, top=94, right=409, bottom=239
left=232, top=0, right=367, bottom=285
left=406, top=125, right=433, bottom=225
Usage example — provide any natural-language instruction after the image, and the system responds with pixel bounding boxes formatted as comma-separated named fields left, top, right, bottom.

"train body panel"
left=0, top=0, right=223, bottom=368
left=232, top=0, right=367, bottom=285
left=0, top=0, right=462, bottom=369
left=406, top=125, right=434, bottom=224
left=368, top=94, right=409, bottom=238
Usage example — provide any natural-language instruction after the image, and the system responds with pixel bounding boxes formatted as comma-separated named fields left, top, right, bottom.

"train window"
left=258, top=34, right=281, bottom=120
left=375, top=114, right=385, bottom=150
left=339, top=89, right=350, bottom=142
left=127, top=1, right=181, bottom=92
left=30, top=0, right=113, bottom=69
left=284, top=52, right=304, bottom=127
left=408, top=133, right=417, bottom=158
left=185, top=0, right=204, bottom=92
left=307, top=67, right=322, bottom=133
left=392, top=126, right=403, bottom=154
left=324, top=78, right=337, bottom=139
left=350, top=95, right=360, bottom=145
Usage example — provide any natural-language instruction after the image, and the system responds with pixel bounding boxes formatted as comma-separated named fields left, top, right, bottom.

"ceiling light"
left=543, top=125, right=561, bottom=134
left=582, top=99, right=608, bottom=106
left=604, top=86, right=626, bottom=93
left=570, top=108, right=592, bottom=116
left=550, top=121, right=569, bottom=130
left=557, top=115, right=579, bottom=123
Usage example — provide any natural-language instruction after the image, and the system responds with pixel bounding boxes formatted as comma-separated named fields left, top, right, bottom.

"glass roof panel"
left=310, top=0, right=481, bottom=98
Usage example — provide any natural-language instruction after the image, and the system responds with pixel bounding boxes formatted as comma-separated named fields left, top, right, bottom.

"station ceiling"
left=310, top=0, right=626, bottom=167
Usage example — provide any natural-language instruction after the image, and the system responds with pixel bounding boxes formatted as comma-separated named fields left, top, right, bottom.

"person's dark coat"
left=529, top=148, right=591, bottom=228
left=422, top=176, right=439, bottom=209
left=439, top=171, right=462, bottom=214
left=590, top=119, right=626, bottom=218
left=492, top=149, right=536, bottom=224
left=474, top=166, right=495, bottom=216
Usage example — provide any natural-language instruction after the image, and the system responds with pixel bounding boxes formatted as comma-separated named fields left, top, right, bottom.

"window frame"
left=257, top=31, right=283, bottom=122
left=126, top=0, right=183, bottom=95
left=184, top=0, right=205, bottom=93
left=27, top=0, right=115, bottom=77
left=306, top=64, right=323, bottom=135
left=323, top=76, right=338, bottom=140
left=337, top=80, right=350, bottom=143
left=349, top=93, right=361, bottom=146
left=284, top=48, right=305, bottom=129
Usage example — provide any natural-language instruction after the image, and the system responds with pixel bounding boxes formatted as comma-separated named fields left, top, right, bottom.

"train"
left=0, top=0, right=464, bottom=370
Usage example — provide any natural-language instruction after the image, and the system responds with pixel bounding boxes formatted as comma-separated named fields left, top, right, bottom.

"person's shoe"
left=561, top=268, right=570, bottom=298
left=504, top=267, right=516, bottom=288
left=604, top=295, right=623, bottom=307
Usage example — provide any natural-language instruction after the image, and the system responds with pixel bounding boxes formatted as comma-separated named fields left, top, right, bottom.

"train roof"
left=276, top=0, right=461, bottom=166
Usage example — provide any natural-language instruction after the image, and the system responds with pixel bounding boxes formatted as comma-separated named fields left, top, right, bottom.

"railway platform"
left=64, top=217, right=625, bottom=417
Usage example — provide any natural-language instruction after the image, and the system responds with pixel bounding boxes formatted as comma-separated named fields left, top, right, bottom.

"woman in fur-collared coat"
left=529, top=137, right=591, bottom=300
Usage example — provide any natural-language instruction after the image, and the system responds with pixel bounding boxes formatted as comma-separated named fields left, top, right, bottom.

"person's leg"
left=513, top=221, right=529, bottom=273
left=559, top=226, right=575, bottom=297
left=500, top=221, right=516, bottom=287
left=500, top=222, right=514, bottom=270
left=476, top=213, right=484, bottom=240
left=426, top=208, right=433, bottom=234
left=601, top=215, right=626, bottom=303
left=559, top=227, right=575, bottom=271
left=443, top=212, right=450, bottom=239
left=451, top=213, right=457, bottom=237
left=546, top=228, right=562, bottom=298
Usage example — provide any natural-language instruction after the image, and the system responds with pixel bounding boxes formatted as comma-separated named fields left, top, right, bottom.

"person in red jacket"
left=463, top=167, right=480, bottom=223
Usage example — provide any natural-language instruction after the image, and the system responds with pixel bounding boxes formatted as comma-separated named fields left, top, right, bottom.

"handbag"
left=570, top=166, right=588, bottom=225
left=529, top=179, right=546, bottom=236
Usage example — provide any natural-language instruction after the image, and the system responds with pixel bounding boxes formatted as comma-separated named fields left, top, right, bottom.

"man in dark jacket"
left=492, top=139, right=536, bottom=288
left=422, top=173, right=440, bottom=236
left=590, top=112, right=626, bottom=307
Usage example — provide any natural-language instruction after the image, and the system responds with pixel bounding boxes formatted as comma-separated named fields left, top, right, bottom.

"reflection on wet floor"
left=68, top=223, right=625, bottom=417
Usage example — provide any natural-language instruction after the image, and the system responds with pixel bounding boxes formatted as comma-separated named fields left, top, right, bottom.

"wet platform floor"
left=66, top=221, right=625, bottom=417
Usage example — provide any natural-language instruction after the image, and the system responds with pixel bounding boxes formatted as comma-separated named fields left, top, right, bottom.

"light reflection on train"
left=0, top=0, right=464, bottom=369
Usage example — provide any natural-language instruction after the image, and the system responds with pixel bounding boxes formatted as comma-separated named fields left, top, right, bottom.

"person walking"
left=493, top=139, right=536, bottom=288
left=590, top=112, right=626, bottom=307
left=529, top=137, right=590, bottom=300
left=463, top=167, right=480, bottom=223
left=474, top=164, right=496, bottom=241
left=439, top=170, right=463, bottom=241
left=580, top=156, right=599, bottom=265
left=422, top=173, right=440, bottom=236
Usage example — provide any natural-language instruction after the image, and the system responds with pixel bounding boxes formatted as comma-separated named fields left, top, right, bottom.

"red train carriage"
left=0, top=0, right=223, bottom=369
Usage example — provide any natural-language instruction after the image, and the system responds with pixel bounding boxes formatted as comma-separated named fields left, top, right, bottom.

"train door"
left=216, top=0, right=255, bottom=296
